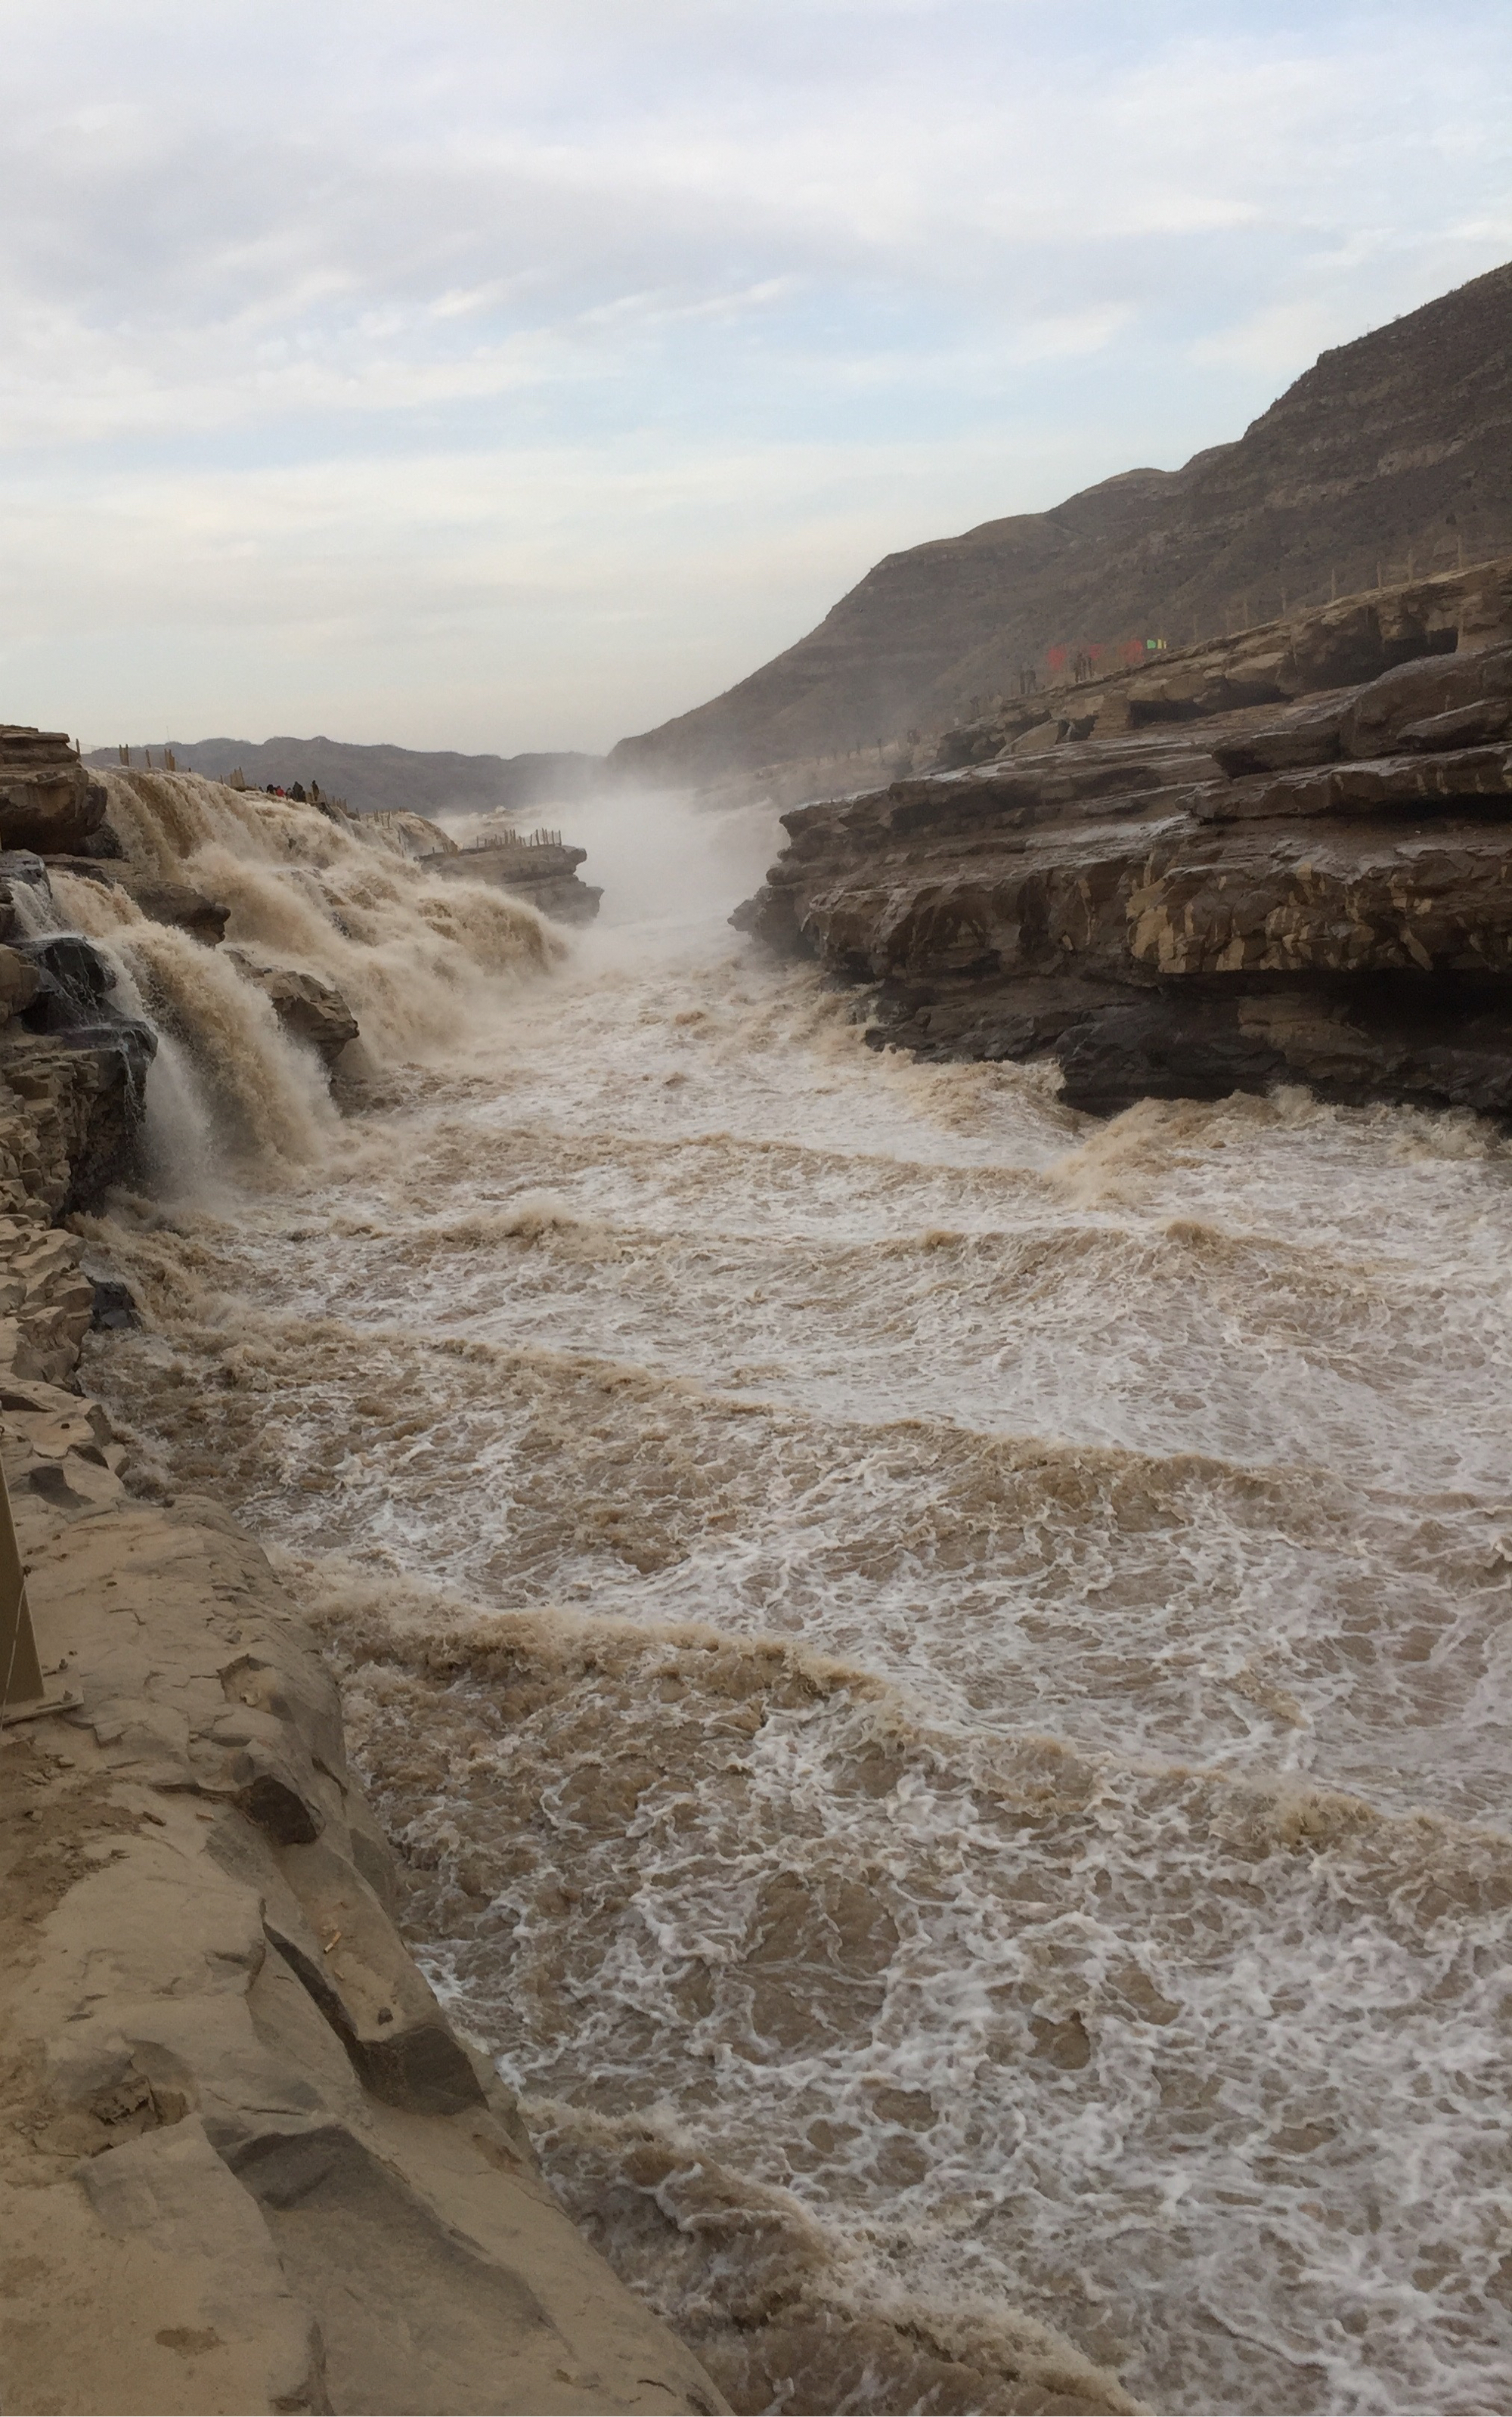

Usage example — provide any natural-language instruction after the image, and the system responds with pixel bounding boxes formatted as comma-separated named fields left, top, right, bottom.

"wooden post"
left=0, top=1458, right=80, bottom=1725
left=0, top=1458, right=44, bottom=1717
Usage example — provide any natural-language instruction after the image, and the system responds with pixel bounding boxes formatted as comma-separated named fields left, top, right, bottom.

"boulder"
left=223, top=947, right=360, bottom=1063
left=120, top=876, right=230, bottom=944
left=14, top=931, right=122, bottom=1030
left=0, top=943, right=41, bottom=1021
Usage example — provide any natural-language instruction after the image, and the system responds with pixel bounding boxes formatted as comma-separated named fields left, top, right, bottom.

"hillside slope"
left=612, top=259, right=1512, bottom=782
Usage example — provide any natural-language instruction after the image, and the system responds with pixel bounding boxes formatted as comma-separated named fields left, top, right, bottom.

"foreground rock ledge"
left=738, top=558, right=1512, bottom=1115
left=0, top=1092, right=721, bottom=2415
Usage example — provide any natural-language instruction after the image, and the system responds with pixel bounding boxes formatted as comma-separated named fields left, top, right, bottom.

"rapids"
left=60, top=774, right=1512, bottom=2414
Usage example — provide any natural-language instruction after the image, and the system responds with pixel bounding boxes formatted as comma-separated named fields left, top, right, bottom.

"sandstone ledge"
left=739, top=563, right=1512, bottom=1116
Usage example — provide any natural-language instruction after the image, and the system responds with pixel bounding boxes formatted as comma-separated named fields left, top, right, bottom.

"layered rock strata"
left=425, top=838, right=603, bottom=925
left=740, top=561, right=1512, bottom=1114
left=0, top=1080, right=723, bottom=2415
left=0, top=728, right=111, bottom=857
left=931, top=555, right=1512, bottom=767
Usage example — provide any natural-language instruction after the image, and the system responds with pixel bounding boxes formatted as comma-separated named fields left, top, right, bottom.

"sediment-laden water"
left=60, top=774, right=1512, bottom=2414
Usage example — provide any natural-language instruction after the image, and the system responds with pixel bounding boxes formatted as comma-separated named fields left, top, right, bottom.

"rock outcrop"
left=0, top=729, right=110, bottom=857
left=739, top=558, right=1512, bottom=1115
left=614, top=258, right=1512, bottom=782
left=426, top=838, right=603, bottom=925
left=0, top=1499, right=724, bottom=2415
left=0, top=1079, right=107, bottom=1381
left=222, top=950, right=361, bottom=1067
left=0, top=860, right=155, bottom=1209
left=48, top=862, right=232, bottom=946
left=0, top=1079, right=723, bottom=2415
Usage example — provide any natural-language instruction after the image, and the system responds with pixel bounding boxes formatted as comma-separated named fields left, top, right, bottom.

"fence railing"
left=455, top=827, right=564, bottom=854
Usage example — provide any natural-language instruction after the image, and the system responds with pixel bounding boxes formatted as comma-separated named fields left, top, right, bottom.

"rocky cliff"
left=0, top=727, right=157, bottom=1213
left=739, top=555, right=1512, bottom=1115
left=614, top=259, right=1512, bottom=782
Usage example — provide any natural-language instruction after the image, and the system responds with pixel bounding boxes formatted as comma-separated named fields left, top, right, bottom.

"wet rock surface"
left=0, top=896, right=155, bottom=1213
left=741, top=562, right=1512, bottom=1114
left=42, top=856, right=233, bottom=944
left=223, top=948, right=361, bottom=1065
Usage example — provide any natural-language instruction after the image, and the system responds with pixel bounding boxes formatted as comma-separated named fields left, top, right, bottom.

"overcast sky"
left=4, top=1, right=1509, bottom=756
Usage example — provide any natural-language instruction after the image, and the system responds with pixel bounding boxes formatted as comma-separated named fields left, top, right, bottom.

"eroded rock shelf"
left=741, top=557, right=1512, bottom=1115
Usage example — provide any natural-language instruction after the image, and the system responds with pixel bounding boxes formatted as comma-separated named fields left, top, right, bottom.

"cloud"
left=0, top=0, right=1507, bottom=748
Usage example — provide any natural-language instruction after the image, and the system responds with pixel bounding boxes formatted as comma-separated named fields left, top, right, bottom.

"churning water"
left=70, top=773, right=1512, bottom=2414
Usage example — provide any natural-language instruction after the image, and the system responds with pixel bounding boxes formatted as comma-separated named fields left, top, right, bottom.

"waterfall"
left=39, top=770, right=563, bottom=1184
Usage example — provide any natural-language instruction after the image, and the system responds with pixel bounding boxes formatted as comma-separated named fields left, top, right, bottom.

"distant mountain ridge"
left=82, top=734, right=605, bottom=820
left=610, top=259, right=1512, bottom=782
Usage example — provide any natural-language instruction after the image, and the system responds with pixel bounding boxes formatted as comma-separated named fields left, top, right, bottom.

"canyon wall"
left=739, top=556, right=1512, bottom=1114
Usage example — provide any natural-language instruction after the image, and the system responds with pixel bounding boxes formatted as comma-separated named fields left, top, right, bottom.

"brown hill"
left=611, top=259, right=1512, bottom=782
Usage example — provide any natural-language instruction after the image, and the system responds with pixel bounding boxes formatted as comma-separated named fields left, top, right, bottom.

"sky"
left=2, top=1, right=1509, bottom=758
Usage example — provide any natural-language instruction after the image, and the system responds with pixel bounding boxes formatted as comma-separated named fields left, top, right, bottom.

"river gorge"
left=20, top=764, right=1503, bottom=2415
